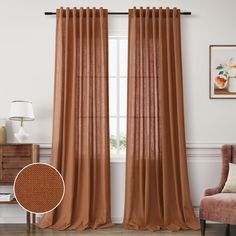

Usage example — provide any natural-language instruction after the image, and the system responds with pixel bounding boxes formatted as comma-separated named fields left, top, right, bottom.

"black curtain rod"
left=45, top=11, right=191, bottom=16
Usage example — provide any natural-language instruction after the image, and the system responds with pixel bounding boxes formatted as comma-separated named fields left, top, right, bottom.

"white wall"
left=0, top=0, right=236, bottom=223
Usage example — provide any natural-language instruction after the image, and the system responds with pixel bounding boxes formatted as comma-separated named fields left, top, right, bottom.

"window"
left=109, top=36, right=128, bottom=158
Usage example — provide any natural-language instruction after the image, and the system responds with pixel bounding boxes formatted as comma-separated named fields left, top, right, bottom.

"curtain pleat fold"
left=37, top=7, right=112, bottom=230
left=123, top=7, right=200, bottom=231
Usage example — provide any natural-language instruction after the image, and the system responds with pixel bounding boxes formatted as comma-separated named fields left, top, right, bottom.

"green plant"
left=110, top=135, right=117, bottom=149
left=119, top=134, right=126, bottom=150
left=110, top=133, right=126, bottom=150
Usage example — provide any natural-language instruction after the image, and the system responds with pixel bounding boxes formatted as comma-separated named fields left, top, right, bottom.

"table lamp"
left=9, top=101, right=35, bottom=143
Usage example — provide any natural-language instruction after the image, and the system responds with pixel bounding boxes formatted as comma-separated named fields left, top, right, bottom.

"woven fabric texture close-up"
left=14, top=163, right=64, bottom=214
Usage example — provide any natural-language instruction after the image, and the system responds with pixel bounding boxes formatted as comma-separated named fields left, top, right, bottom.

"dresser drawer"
left=2, top=157, right=31, bottom=169
left=2, top=145, right=31, bottom=157
left=0, top=169, right=21, bottom=183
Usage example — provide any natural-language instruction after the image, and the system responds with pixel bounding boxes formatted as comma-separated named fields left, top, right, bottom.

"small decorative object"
left=0, top=193, right=14, bottom=202
left=9, top=101, right=35, bottom=143
left=0, top=119, right=7, bottom=144
left=210, top=45, right=236, bottom=98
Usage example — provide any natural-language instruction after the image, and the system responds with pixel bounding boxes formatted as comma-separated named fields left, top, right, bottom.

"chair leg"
left=200, top=219, right=206, bottom=235
left=226, top=224, right=230, bottom=236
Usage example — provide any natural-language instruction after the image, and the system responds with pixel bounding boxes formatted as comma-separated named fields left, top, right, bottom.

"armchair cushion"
left=222, top=163, right=236, bottom=193
left=200, top=193, right=236, bottom=225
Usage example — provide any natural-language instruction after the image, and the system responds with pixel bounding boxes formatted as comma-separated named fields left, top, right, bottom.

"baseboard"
left=194, top=207, right=199, bottom=217
left=34, top=216, right=124, bottom=224
left=0, top=217, right=26, bottom=224
left=0, top=210, right=200, bottom=224
left=111, top=216, right=123, bottom=224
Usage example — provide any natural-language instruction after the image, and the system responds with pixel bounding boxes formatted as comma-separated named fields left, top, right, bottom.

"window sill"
left=110, top=156, right=126, bottom=163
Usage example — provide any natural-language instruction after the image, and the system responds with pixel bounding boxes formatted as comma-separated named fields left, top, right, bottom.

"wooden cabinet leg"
left=32, top=213, right=36, bottom=225
left=26, top=212, right=31, bottom=231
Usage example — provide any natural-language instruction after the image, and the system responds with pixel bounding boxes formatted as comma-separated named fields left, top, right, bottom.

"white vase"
left=228, top=77, right=236, bottom=93
left=15, top=127, right=29, bottom=143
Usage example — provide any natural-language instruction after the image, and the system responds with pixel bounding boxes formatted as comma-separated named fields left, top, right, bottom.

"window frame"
left=109, top=36, right=127, bottom=163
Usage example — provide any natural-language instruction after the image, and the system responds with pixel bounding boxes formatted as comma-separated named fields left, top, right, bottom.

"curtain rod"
left=45, top=11, right=191, bottom=16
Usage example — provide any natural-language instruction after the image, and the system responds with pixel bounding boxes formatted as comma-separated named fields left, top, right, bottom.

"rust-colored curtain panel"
left=37, top=7, right=112, bottom=230
left=123, top=7, right=199, bottom=231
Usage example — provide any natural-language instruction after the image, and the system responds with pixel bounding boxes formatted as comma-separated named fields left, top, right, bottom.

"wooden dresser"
left=0, top=144, right=39, bottom=229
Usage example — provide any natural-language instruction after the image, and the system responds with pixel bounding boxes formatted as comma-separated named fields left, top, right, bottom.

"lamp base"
left=15, top=127, right=29, bottom=143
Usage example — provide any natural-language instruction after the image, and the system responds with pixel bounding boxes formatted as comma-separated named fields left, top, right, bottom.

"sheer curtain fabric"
left=123, top=7, right=199, bottom=231
left=37, top=7, right=112, bottom=230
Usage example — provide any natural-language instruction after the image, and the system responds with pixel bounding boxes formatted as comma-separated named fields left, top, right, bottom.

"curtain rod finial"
left=45, top=12, right=56, bottom=15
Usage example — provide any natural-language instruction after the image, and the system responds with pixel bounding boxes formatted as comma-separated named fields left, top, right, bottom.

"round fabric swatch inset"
left=14, top=163, right=65, bottom=214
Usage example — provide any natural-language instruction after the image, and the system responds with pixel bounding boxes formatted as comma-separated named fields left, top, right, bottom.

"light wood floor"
left=0, top=224, right=235, bottom=235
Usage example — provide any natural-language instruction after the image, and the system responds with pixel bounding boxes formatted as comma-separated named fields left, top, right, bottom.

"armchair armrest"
left=204, top=186, right=222, bottom=196
left=204, top=145, right=232, bottom=197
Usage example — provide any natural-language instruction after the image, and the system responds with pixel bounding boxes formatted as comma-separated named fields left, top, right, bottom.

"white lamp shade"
left=9, top=101, right=35, bottom=121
